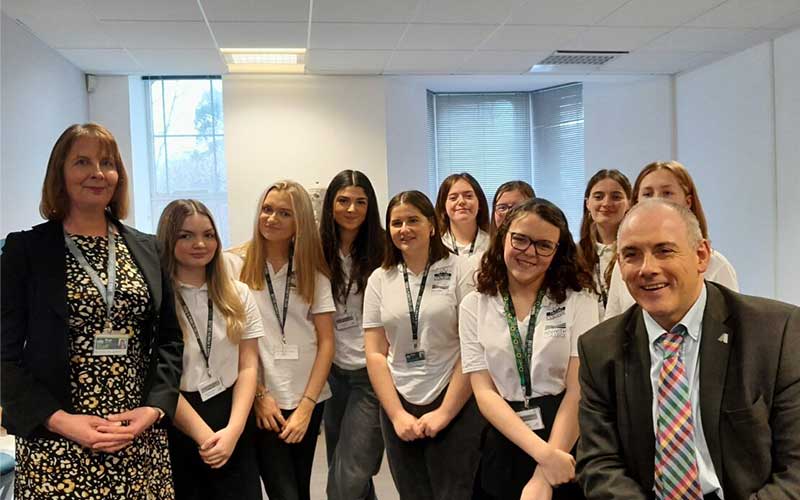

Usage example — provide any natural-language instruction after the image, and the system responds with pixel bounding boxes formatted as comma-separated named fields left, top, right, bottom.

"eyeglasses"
left=509, top=232, right=558, bottom=257
left=494, top=203, right=516, bottom=214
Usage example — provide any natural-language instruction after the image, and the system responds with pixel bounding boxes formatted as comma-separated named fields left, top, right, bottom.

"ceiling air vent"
left=530, top=50, right=629, bottom=73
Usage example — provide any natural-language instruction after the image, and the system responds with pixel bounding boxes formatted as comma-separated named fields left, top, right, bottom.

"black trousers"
left=380, top=390, right=485, bottom=500
left=254, top=402, right=325, bottom=500
left=168, top=387, right=262, bottom=500
left=479, top=392, right=584, bottom=500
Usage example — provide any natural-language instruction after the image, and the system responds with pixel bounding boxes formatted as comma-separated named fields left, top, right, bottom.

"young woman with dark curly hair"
left=459, top=198, right=599, bottom=500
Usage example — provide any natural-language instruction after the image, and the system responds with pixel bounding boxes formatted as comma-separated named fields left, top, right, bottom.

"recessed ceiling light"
left=221, top=48, right=306, bottom=74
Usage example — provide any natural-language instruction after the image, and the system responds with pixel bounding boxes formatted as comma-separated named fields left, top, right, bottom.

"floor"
left=270, top=430, right=399, bottom=500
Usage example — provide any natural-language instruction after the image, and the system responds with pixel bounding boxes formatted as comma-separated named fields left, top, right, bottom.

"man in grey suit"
left=576, top=199, right=800, bottom=499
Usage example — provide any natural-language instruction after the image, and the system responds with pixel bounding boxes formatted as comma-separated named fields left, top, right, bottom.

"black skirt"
left=479, top=391, right=584, bottom=500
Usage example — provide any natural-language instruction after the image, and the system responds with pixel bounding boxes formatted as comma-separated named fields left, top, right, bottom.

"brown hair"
left=236, top=181, right=330, bottom=305
left=40, top=123, right=129, bottom=220
left=632, top=161, right=709, bottom=238
left=476, top=198, right=593, bottom=303
left=157, top=199, right=246, bottom=342
left=577, top=169, right=632, bottom=289
left=382, top=190, right=451, bottom=269
left=489, top=180, right=535, bottom=236
left=434, top=173, right=490, bottom=236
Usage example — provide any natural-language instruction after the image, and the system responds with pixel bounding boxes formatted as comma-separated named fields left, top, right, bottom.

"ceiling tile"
left=384, top=50, right=472, bottom=73
left=561, top=27, right=669, bottom=52
left=101, top=21, right=216, bottom=49
left=398, top=23, right=497, bottom=50
left=127, top=49, right=227, bottom=74
left=482, top=25, right=584, bottom=51
left=763, top=8, right=800, bottom=28
left=458, top=50, right=551, bottom=73
left=312, top=0, right=419, bottom=22
left=199, top=0, right=309, bottom=22
left=10, top=13, right=119, bottom=49
left=310, top=22, right=407, bottom=49
left=599, top=0, right=726, bottom=27
left=595, top=50, right=726, bottom=74
left=83, top=0, right=203, bottom=21
left=416, top=0, right=516, bottom=24
left=643, top=27, right=782, bottom=52
left=58, top=48, right=142, bottom=74
left=306, top=49, right=392, bottom=73
left=688, top=0, right=800, bottom=28
left=509, top=0, right=629, bottom=25
left=211, top=22, right=308, bottom=48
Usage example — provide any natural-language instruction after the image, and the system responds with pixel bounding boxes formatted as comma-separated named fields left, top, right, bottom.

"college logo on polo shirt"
left=545, top=305, right=567, bottom=337
left=431, top=266, right=453, bottom=292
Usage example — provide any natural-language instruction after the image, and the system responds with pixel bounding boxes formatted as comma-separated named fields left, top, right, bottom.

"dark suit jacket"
left=1, top=219, right=183, bottom=439
left=576, top=282, right=800, bottom=500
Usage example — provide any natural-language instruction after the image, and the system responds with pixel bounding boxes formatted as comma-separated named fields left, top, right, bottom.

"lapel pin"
left=718, top=333, right=729, bottom=344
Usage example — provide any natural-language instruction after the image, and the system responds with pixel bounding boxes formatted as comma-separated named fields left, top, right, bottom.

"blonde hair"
left=40, top=123, right=129, bottom=220
left=156, top=199, right=246, bottom=343
left=238, top=181, right=330, bottom=305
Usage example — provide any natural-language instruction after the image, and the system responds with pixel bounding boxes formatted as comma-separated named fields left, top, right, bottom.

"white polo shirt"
left=603, top=248, right=739, bottom=320
left=441, top=229, right=490, bottom=258
left=332, top=252, right=368, bottom=370
left=226, top=252, right=336, bottom=410
left=176, top=280, right=264, bottom=392
left=460, top=288, right=599, bottom=401
left=362, top=254, right=473, bottom=405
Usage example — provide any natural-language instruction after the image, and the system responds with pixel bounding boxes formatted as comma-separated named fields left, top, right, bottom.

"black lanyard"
left=449, top=230, right=477, bottom=256
left=266, top=248, right=294, bottom=344
left=402, top=261, right=431, bottom=348
left=595, top=263, right=608, bottom=307
left=64, top=223, right=117, bottom=333
left=501, top=288, right=545, bottom=407
left=178, top=293, right=214, bottom=374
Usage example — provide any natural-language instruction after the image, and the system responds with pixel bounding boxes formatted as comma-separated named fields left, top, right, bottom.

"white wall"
left=676, top=42, right=778, bottom=300
left=583, top=78, right=674, bottom=181
left=1, top=13, right=88, bottom=236
left=773, top=29, right=800, bottom=304
left=223, top=75, right=389, bottom=245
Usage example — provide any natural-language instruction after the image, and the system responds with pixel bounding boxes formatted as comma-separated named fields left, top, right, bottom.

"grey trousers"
left=380, top=390, right=485, bottom=500
left=324, top=365, right=384, bottom=500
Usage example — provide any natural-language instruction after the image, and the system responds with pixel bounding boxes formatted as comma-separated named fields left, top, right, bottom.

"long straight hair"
left=382, top=190, right=450, bottom=269
left=632, top=161, right=709, bottom=238
left=434, top=172, right=490, bottom=236
left=319, top=170, right=385, bottom=303
left=577, top=169, right=632, bottom=288
left=156, top=199, right=246, bottom=342
left=237, top=180, right=330, bottom=305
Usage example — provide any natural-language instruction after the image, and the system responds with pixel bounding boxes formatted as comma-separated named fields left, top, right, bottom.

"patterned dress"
left=14, top=233, right=175, bottom=499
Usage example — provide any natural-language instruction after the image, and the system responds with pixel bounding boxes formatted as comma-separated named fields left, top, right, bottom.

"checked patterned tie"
left=654, top=324, right=703, bottom=500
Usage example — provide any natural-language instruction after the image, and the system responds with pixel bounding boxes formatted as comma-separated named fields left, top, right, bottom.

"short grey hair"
left=617, top=198, right=703, bottom=249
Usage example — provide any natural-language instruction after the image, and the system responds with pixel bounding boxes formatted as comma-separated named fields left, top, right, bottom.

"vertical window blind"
left=428, top=83, right=584, bottom=234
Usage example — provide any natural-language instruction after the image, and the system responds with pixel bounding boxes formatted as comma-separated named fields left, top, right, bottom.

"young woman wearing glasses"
left=460, top=198, right=599, bottom=500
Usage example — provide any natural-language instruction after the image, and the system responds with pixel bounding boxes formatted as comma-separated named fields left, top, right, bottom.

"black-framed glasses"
left=509, top=232, right=558, bottom=257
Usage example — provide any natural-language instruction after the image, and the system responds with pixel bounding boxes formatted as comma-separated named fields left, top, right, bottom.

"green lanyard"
left=501, top=288, right=545, bottom=407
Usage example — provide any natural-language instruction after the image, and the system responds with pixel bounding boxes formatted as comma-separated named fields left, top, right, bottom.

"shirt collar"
left=176, top=280, right=208, bottom=291
left=595, top=241, right=614, bottom=255
left=643, top=283, right=707, bottom=345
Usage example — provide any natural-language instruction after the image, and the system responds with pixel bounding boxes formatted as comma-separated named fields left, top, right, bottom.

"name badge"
left=545, top=305, right=566, bottom=321
left=334, top=312, right=359, bottom=331
left=274, top=344, right=300, bottom=360
left=198, top=375, right=225, bottom=402
left=93, top=333, right=129, bottom=356
left=517, top=406, right=545, bottom=431
left=545, top=323, right=567, bottom=337
left=405, top=350, right=426, bottom=367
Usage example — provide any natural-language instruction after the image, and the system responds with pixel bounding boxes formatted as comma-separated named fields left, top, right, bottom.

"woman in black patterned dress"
left=1, top=123, right=183, bottom=499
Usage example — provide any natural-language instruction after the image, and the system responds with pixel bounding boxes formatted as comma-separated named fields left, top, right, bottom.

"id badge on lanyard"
left=516, top=406, right=545, bottom=431
left=93, top=332, right=129, bottom=356
left=198, top=375, right=226, bottom=401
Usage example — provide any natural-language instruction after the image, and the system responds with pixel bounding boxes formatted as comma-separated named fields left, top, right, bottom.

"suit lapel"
left=698, top=282, right=731, bottom=483
left=623, top=309, right=656, bottom=490
left=117, top=223, right=162, bottom=313
left=37, top=221, right=68, bottom=319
